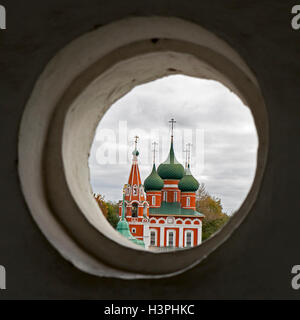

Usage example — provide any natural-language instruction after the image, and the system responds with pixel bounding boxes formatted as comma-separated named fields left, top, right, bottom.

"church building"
left=118, top=120, right=204, bottom=250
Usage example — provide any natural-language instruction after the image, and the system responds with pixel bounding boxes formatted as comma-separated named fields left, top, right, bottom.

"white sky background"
left=89, top=75, right=258, bottom=214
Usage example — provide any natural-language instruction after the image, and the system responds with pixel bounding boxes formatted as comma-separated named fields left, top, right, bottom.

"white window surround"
left=18, top=16, right=267, bottom=279
left=163, top=191, right=167, bottom=201
left=143, top=205, right=148, bottom=217
left=150, top=229, right=157, bottom=246
left=132, top=203, right=138, bottom=217
left=133, top=185, right=138, bottom=196
left=152, top=196, right=156, bottom=206
left=174, top=192, right=177, bottom=202
left=167, top=229, right=176, bottom=247
left=132, top=228, right=136, bottom=234
left=185, top=230, right=194, bottom=247
left=187, top=197, right=190, bottom=206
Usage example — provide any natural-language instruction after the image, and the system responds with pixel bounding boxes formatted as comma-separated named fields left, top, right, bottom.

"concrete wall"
left=0, top=0, right=299, bottom=299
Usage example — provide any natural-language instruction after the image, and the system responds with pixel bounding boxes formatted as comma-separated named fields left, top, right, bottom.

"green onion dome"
left=157, top=141, right=185, bottom=180
left=178, top=165, right=200, bottom=192
left=144, top=164, right=164, bottom=191
left=132, top=148, right=139, bottom=157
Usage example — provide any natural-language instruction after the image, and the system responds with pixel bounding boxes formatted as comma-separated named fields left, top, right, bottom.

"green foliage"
left=94, top=194, right=120, bottom=229
left=196, top=183, right=230, bottom=241
left=106, top=201, right=120, bottom=229
left=202, top=216, right=230, bottom=241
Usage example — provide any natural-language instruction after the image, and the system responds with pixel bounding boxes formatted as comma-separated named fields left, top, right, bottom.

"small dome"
left=144, top=164, right=164, bottom=191
left=157, top=142, right=185, bottom=180
left=178, top=165, right=199, bottom=192
left=132, top=148, right=139, bottom=157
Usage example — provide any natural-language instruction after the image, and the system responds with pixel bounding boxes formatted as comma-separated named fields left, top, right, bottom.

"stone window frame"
left=18, top=17, right=268, bottom=279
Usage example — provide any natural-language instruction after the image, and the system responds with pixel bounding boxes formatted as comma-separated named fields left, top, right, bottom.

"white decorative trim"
left=184, top=218, right=193, bottom=224
left=166, top=216, right=175, bottom=224
left=143, top=224, right=150, bottom=249
left=163, top=184, right=178, bottom=188
left=179, top=227, right=183, bottom=247
left=129, top=220, right=144, bottom=225
left=160, top=227, right=165, bottom=246
left=163, top=191, right=167, bottom=201
left=197, top=226, right=202, bottom=245
left=149, top=223, right=200, bottom=229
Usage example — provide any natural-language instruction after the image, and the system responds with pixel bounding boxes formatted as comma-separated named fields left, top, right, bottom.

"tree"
left=106, top=201, right=120, bottom=229
left=94, top=194, right=108, bottom=217
left=196, top=184, right=230, bottom=241
left=94, top=194, right=120, bottom=229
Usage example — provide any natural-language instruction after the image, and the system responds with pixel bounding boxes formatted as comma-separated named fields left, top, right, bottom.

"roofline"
left=149, top=213, right=203, bottom=218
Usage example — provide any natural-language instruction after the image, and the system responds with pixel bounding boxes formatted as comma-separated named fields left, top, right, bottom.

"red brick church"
left=118, top=120, right=204, bottom=250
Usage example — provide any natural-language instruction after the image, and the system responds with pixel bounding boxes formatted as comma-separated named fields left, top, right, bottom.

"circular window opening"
left=89, top=75, right=258, bottom=251
left=18, top=17, right=268, bottom=278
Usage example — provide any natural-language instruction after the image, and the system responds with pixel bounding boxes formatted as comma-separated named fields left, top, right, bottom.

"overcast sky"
left=89, top=75, right=258, bottom=214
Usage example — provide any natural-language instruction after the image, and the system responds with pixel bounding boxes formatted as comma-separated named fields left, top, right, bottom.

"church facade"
left=118, top=122, right=204, bottom=250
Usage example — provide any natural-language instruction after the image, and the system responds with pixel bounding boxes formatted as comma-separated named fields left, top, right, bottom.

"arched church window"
left=132, top=203, right=138, bottom=217
left=133, top=185, right=138, bottom=196
left=174, top=192, right=177, bottom=202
